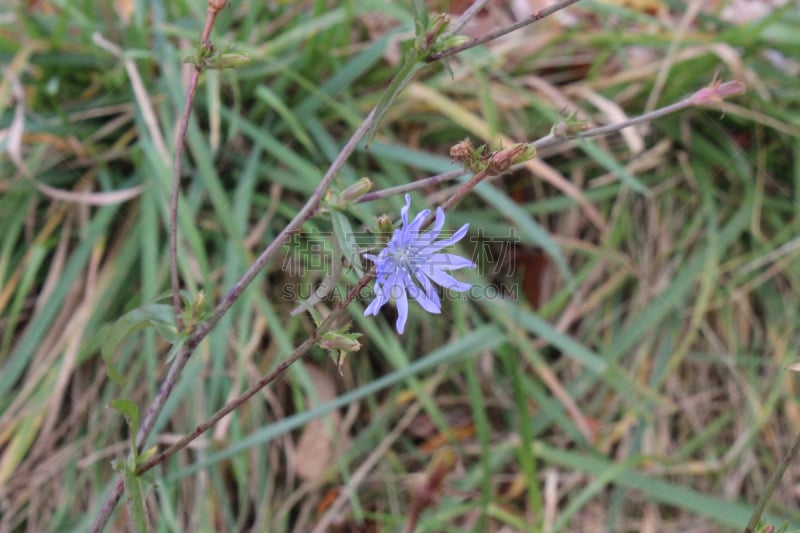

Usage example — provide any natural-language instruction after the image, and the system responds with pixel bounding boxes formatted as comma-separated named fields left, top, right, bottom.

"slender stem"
left=94, top=78, right=747, bottom=513
left=169, top=71, right=198, bottom=332
left=134, top=274, right=373, bottom=475
left=530, top=99, right=694, bottom=152
left=359, top=81, right=745, bottom=206
left=169, top=8, right=219, bottom=332
left=357, top=169, right=467, bottom=204
left=188, top=108, right=376, bottom=346
left=446, top=0, right=490, bottom=36
left=426, top=0, right=583, bottom=62
left=745, top=428, right=800, bottom=532
left=89, top=102, right=377, bottom=530
left=438, top=168, right=490, bottom=211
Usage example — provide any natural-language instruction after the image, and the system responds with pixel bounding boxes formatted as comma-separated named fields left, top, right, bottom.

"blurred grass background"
left=1, top=0, right=800, bottom=531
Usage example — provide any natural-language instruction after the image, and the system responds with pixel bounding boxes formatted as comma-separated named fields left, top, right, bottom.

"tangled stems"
left=89, top=0, right=749, bottom=529
left=129, top=77, right=747, bottom=481
left=359, top=80, right=746, bottom=206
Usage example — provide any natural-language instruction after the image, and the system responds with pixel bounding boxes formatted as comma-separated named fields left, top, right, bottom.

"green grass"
left=2, top=0, right=800, bottom=531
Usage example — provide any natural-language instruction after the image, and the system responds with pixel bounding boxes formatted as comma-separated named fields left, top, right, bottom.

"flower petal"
left=425, top=267, right=472, bottom=292
left=427, top=253, right=476, bottom=271
left=394, top=284, right=409, bottom=334
left=410, top=269, right=442, bottom=313
left=421, top=223, right=470, bottom=254
left=400, top=194, right=412, bottom=227
left=418, top=207, right=445, bottom=246
left=406, top=208, right=430, bottom=238
left=364, top=284, right=388, bottom=316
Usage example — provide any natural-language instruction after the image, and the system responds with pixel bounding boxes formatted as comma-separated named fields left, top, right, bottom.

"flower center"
left=390, top=246, right=413, bottom=268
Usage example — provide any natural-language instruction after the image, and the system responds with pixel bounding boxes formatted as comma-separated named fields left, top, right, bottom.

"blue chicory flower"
left=363, top=194, right=475, bottom=334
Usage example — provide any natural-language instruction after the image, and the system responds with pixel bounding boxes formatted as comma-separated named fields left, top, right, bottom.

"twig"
left=357, top=169, right=466, bottom=204
left=168, top=5, right=222, bottom=331
left=445, top=0, right=490, bottom=36
left=89, top=0, right=745, bottom=522
left=89, top=88, right=379, bottom=533
left=426, top=0, right=584, bottom=62
left=358, top=80, right=746, bottom=206
left=133, top=273, right=373, bottom=476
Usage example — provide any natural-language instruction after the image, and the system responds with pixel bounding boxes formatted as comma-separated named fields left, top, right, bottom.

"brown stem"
left=169, top=10, right=219, bottom=332
left=426, top=0, right=584, bottom=62
left=134, top=273, right=373, bottom=476
left=359, top=81, right=745, bottom=206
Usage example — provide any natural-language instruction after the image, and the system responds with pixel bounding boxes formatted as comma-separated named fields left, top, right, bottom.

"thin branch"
left=89, top=107, right=378, bottom=533
left=357, top=169, right=467, bottom=204
left=445, top=0, right=490, bottom=36
left=169, top=6, right=221, bottom=332
left=357, top=80, right=746, bottom=206
left=426, top=0, right=584, bottom=62
left=133, top=273, right=373, bottom=476
left=93, top=79, right=747, bottom=520
left=89, top=0, right=744, bottom=521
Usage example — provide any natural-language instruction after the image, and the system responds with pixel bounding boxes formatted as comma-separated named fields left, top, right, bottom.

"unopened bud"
left=376, top=214, right=393, bottom=235
left=208, top=0, right=227, bottom=13
left=449, top=138, right=473, bottom=162
left=488, top=143, right=536, bottom=173
left=211, top=53, right=250, bottom=70
left=320, top=331, right=361, bottom=352
left=691, top=80, right=746, bottom=105
left=340, top=177, right=373, bottom=203
left=425, top=14, right=450, bottom=47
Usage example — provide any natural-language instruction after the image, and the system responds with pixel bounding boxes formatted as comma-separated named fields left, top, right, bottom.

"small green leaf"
left=124, top=463, right=149, bottom=533
left=364, top=48, right=425, bottom=148
left=101, top=304, right=178, bottom=385
left=164, top=338, right=186, bottom=364
left=412, top=0, right=428, bottom=38
left=330, top=209, right=363, bottom=277
left=109, top=399, right=140, bottom=454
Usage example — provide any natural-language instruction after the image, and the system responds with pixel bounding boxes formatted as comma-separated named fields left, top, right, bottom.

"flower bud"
left=340, top=177, right=373, bottom=203
left=320, top=331, right=361, bottom=352
left=449, top=138, right=473, bottom=162
left=376, top=214, right=393, bottom=235
left=210, top=53, right=250, bottom=70
left=208, top=0, right=227, bottom=13
left=488, top=143, right=536, bottom=173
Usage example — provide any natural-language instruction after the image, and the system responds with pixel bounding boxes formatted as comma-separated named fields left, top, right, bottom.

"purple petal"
left=425, top=268, right=472, bottom=292
left=418, top=207, right=445, bottom=246
left=410, top=269, right=442, bottom=313
left=406, top=209, right=430, bottom=237
left=394, top=284, right=409, bottom=334
left=364, top=286, right=387, bottom=316
left=400, top=194, right=412, bottom=228
left=421, top=223, right=470, bottom=254
left=427, top=253, right=476, bottom=271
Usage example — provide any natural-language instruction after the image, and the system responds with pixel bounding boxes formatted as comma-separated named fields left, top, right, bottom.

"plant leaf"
left=101, top=304, right=178, bottom=385
left=364, top=49, right=425, bottom=148
left=330, top=208, right=363, bottom=277
left=109, top=398, right=140, bottom=454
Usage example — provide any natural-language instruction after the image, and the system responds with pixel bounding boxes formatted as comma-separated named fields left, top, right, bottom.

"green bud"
left=210, top=53, right=250, bottom=70
left=320, top=331, right=361, bottom=352
left=427, top=13, right=451, bottom=40
left=340, top=177, right=373, bottom=203
left=376, top=214, right=394, bottom=236
left=440, top=35, right=468, bottom=49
